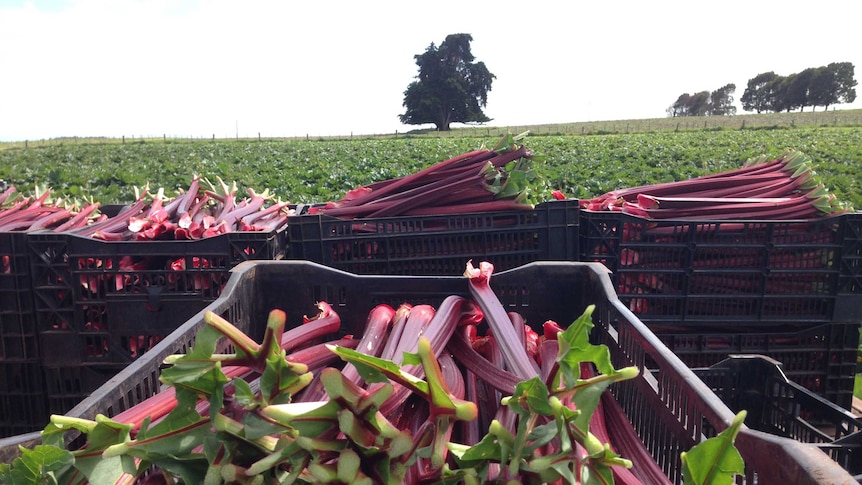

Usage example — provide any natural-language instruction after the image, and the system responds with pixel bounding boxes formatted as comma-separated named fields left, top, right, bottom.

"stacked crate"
left=580, top=210, right=862, bottom=408
left=0, top=232, right=46, bottom=437
left=0, top=229, right=284, bottom=438
left=286, top=199, right=579, bottom=275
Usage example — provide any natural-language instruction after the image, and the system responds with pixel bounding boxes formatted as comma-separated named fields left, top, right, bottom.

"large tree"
left=807, top=67, right=836, bottom=111
left=829, top=61, right=857, bottom=107
left=708, top=83, right=737, bottom=115
left=741, top=72, right=780, bottom=113
left=399, top=33, right=495, bottom=131
left=784, top=68, right=816, bottom=112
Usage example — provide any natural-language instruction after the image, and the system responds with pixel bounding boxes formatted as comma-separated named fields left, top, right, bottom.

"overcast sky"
left=1, top=0, right=860, bottom=141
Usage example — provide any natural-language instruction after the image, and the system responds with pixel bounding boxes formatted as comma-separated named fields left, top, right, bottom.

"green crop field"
left=1, top=110, right=861, bottom=209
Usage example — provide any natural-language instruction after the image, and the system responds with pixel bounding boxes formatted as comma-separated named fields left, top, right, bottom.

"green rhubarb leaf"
left=457, top=431, right=503, bottom=468
left=159, top=353, right=229, bottom=417
left=259, top=400, right=340, bottom=437
left=181, top=323, right=222, bottom=360
left=681, top=411, right=746, bottom=485
left=242, top=411, right=289, bottom=441
left=492, top=133, right=517, bottom=152
left=534, top=453, right=577, bottom=484
left=232, top=377, right=256, bottom=408
left=557, top=305, right=615, bottom=387
left=109, top=387, right=211, bottom=461
left=581, top=456, right=616, bottom=485
left=40, top=416, right=97, bottom=449
left=524, top=420, right=559, bottom=452
left=506, top=377, right=554, bottom=416
left=159, top=323, right=231, bottom=412
left=328, top=344, right=429, bottom=396
left=30, top=414, right=135, bottom=484
left=146, top=455, right=210, bottom=485
left=0, top=445, right=74, bottom=485
left=571, top=375, right=620, bottom=433
left=259, top=350, right=312, bottom=406
left=336, top=449, right=372, bottom=485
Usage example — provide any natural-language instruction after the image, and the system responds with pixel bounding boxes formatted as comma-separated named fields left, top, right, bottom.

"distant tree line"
left=667, top=84, right=737, bottom=117
left=740, top=62, right=857, bottom=113
left=668, top=62, right=857, bottom=117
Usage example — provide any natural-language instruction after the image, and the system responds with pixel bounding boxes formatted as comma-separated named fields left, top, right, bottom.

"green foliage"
left=681, top=411, right=747, bottom=485
left=0, top=127, right=859, bottom=210
left=399, top=33, right=495, bottom=131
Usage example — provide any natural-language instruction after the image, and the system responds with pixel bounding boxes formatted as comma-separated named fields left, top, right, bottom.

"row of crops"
left=1, top=127, right=861, bottom=210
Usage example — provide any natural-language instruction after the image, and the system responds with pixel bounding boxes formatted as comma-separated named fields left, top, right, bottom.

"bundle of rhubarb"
left=581, top=149, right=853, bottom=220
left=0, top=177, right=293, bottom=240
left=7, top=261, right=753, bottom=485
left=312, top=133, right=538, bottom=219
left=72, top=176, right=294, bottom=242
left=0, top=185, right=103, bottom=232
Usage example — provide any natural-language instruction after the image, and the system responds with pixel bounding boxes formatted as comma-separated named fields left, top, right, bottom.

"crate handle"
left=145, top=286, right=163, bottom=312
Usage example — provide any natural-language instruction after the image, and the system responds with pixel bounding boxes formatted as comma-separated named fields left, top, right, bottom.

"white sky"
left=1, top=0, right=861, bottom=141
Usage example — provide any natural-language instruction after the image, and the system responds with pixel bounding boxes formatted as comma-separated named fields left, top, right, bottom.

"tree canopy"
left=399, top=33, right=495, bottom=131
left=740, top=62, right=857, bottom=113
left=667, top=84, right=736, bottom=117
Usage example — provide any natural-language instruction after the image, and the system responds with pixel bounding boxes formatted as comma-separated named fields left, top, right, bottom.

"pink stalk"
left=280, top=301, right=341, bottom=352
left=464, top=260, right=539, bottom=380
left=335, top=149, right=495, bottom=208
left=54, top=202, right=101, bottom=232
left=249, top=214, right=288, bottom=233
left=0, top=197, right=31, bottom=224
left=176, top=176, right=201, bottom=218
left=0, top=185, right=16, bottom=205
left=696, top=157, right=785, bottom=179
left=241, top=201, right=290, bottom=226
left=216, top=190, right=266, bottom=228
left=70, top=197, right=148, bottom=237
left=340, top=304, right=396, bottom=386
left=378, top=303, right=412, bottom=362
left=28, top=208, right=73, bottom=231
left=445, top=328, right=520, bottom=394
left=179, top=194, right=211, bottom=229
left=0, top=208, right=60, bottom=231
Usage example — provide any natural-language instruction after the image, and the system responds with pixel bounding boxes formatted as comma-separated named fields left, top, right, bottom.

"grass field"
left=1, top=112, right=860, bottom=211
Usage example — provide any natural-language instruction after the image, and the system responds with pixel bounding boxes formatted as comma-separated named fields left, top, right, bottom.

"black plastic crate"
left=0, top=232, right=38, bottom=362
left=27, top=230, right=282, bottom=366
left=840, top=213, right=862, bottom=301
left=579, top=210, right=862, bottom=325
left=0, top=362, right=47, bottom=438
left=42, top=363, right=129, bottom=417
left=653, top=321, right=860, bottom=409
left=286, top=199, right=579, bottom=275
left=693, top=355, right=862, bottom=476
left=0, top=261, right=854, bottom=483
